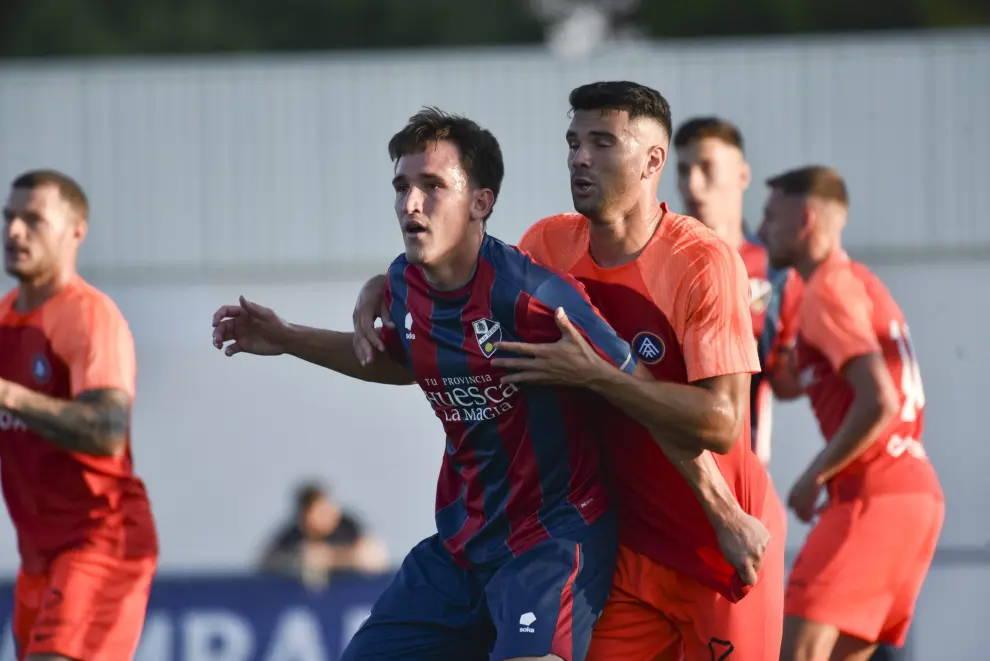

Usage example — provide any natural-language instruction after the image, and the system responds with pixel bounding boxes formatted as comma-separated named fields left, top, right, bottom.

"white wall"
left=1, top=30, right=988, bottom=277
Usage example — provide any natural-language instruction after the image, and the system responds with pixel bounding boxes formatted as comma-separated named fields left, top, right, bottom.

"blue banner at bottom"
left=0, top=573, right=393, bottom=661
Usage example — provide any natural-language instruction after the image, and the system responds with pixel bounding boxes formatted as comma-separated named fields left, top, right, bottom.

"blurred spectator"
left=260, top=481, right=388, bottom=588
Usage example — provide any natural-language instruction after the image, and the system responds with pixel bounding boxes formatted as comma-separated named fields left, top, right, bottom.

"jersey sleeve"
left=378, top=277, right=408, bottom=366
left=678, top=242, right=761, bottom=383
left=518, top=220, right=552, bottom=266
left=521, top=271, right=637, bottom=374
left=64, top=295, right=137, bottom=399
left=801, top=269, right=881, bottom=374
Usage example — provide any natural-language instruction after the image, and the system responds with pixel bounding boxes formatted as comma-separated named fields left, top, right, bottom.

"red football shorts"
left=588, top=487, right=787, bottom=661
left=13, top=550, right=157, bottom=661
left=785, top=491, right=944, bottom=646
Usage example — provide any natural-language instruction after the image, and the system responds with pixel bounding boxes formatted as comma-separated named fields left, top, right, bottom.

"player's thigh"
left=23, top=551, right=156, bottom=661
left=785, top=499, right=894, bottom=643
left=787, top=493, right=942, bottom=646
left=342, top=535, right=491, bottom=661
left=875, top=495, right=944, bottom=647
left=780, top=615, right=842, bottom=661
left=486, top=516, right=619, bottom=661
left=587, top=544, right=681, bottom=661
left=690, top=488, right=787, bottom=661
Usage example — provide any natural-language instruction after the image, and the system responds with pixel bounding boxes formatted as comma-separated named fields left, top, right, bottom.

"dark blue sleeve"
left=523, top=271, right=637, bottom=374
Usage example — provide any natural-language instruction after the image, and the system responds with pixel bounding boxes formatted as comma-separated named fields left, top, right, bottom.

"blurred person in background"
left=0, top=170, right=158, bottom=661
left=260, top=480, right=388, bottom=587
left=676, top=119, right=904, bottom=661
left=759, top=166, right=943, bottom=661
left=674, top=117, right=804, bottom=466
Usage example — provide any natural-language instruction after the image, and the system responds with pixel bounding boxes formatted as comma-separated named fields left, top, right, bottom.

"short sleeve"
left=678, top=243, right=761, bottom=383
left=522, top=271, right=636, bottom=374
left=801, top=269, right=880, bottom=374
left=379, top=277, right=408, bottom=366
left=66, top=296, right=137, bottom=399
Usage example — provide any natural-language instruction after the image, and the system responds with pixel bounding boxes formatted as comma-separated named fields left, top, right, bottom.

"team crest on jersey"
left=749, top=277, right=772, bottom=314
left=631, top=331, right=666, bottom=365
left=31, top=353, right=51, bottom=384
left=472, top=318, right=502, bottom=359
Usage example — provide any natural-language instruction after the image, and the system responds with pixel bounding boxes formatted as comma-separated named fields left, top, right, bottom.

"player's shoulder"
left=518, top=213, right=589, bottom=269
left=59, top=277, right=129, bottom=329
left=653, top=211, right=745, bottom=276
left=483, top=234, right=584, bottom=302
left=0, top=288, right=17, bottom=321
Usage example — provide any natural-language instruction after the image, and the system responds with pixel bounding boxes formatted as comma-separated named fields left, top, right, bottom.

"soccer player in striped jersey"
left=212, top=108, right=638, bottom=661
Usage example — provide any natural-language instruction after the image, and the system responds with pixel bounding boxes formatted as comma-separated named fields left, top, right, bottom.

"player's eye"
left=394, top=184, right=409, bottom=194
left=567, top=142, right=579, bottom=151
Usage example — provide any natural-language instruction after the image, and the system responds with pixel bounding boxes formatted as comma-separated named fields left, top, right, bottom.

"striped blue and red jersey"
left=380, top=234, right=637, bottom=568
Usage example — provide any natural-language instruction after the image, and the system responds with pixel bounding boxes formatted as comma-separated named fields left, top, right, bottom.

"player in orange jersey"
left=758, top=166, right=943, bottom=661
left=351, top=82, right=785, bottom=661
left=0, top=171, right=158, bottom=661
left=673, top=116, right=804, bottom=465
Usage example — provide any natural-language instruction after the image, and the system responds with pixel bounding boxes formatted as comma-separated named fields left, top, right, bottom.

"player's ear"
left=470, top=188, right=495, bottom=222
left=644, top=144, right=667, bottom=179
left=740, top=160, right=752, bottom=192
left=73, top=217, right=88, bottom=243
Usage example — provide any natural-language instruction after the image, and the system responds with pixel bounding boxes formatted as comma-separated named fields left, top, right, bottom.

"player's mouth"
left=402, top=219, right=429, bottom=239
left=571, top=177, right=595, bottom=196
left=4, top=245, right=29, bottom=260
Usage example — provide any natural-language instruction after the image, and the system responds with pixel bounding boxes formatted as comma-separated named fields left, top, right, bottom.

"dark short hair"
left=294, top=482, right=328, bottom=512
left=766, top=166, right=849, bottom=207
left=568, top=81, right=673, bottom=140
left=388, top=107, right=504, bottom=220
left=12, top=169, right=89, bottom=220
left=673, top=117, right=745, bottom=153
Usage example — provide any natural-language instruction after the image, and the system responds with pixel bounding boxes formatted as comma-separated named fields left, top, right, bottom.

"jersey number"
left=890, top=321, right=925, bottom=422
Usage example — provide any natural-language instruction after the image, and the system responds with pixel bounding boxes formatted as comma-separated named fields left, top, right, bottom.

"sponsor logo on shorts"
left=519, top=611, right=536, bottom=633
left=708, top=637, right=734, bottom=660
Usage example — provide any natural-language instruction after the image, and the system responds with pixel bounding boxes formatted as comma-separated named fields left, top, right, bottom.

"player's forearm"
left=589, top=368, right=742, bottom=454
left=809, top=394, right=898, bottom=484
left=655, top=440, right=743, bottom=526
left=0, top=383, right=127, bottom=456
left=283, top=325, right=414, bottom=385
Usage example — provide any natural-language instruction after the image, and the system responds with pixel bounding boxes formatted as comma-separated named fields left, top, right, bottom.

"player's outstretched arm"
left=0, top=383, right=130, bottom=456
left=212, top=296, right=414, bottom=386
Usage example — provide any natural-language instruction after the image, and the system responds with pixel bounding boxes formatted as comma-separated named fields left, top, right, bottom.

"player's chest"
left=0, top=324, right=69, bottom=396
left=403, top=308, right=521, bottom=423
left=575, top=275, right=687, bottom=382
left=795, top=335, right=839, bottom=396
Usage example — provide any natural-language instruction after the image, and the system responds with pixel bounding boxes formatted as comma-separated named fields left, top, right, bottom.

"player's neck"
left=15, top=267, right=76, bottom=313
left=796, top=241, right=841, bottom=281
left=708, top=217, right=745, bottom=251
left=422, top=233, right=484, bottom=291
left=587, top=200, right=664, bottom=269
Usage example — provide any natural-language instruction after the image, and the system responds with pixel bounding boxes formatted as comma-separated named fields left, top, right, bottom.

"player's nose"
left=402, top=186, right=425, bottom=215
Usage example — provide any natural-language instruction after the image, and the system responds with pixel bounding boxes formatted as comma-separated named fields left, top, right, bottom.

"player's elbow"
left=866, top=384, right=900, bottom=427
left=89, top=433, right=128, bottom=457
left=698, top=404, right=745, bottom=455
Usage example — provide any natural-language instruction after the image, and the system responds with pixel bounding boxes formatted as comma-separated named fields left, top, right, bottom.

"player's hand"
left=493, top=308, right=609, bottom=387
left=352, top=274, right=392, bottom=366
left=211, top=296, right=290, bottom=357
left=787, top=471, right=822, bottom=523
left=716, top=509, right=770, bottom=587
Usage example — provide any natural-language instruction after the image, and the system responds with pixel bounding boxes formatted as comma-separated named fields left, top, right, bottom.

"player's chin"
left=571, top=194, right=602, bottom=218
left=403, top=245, right=428, bottom=266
